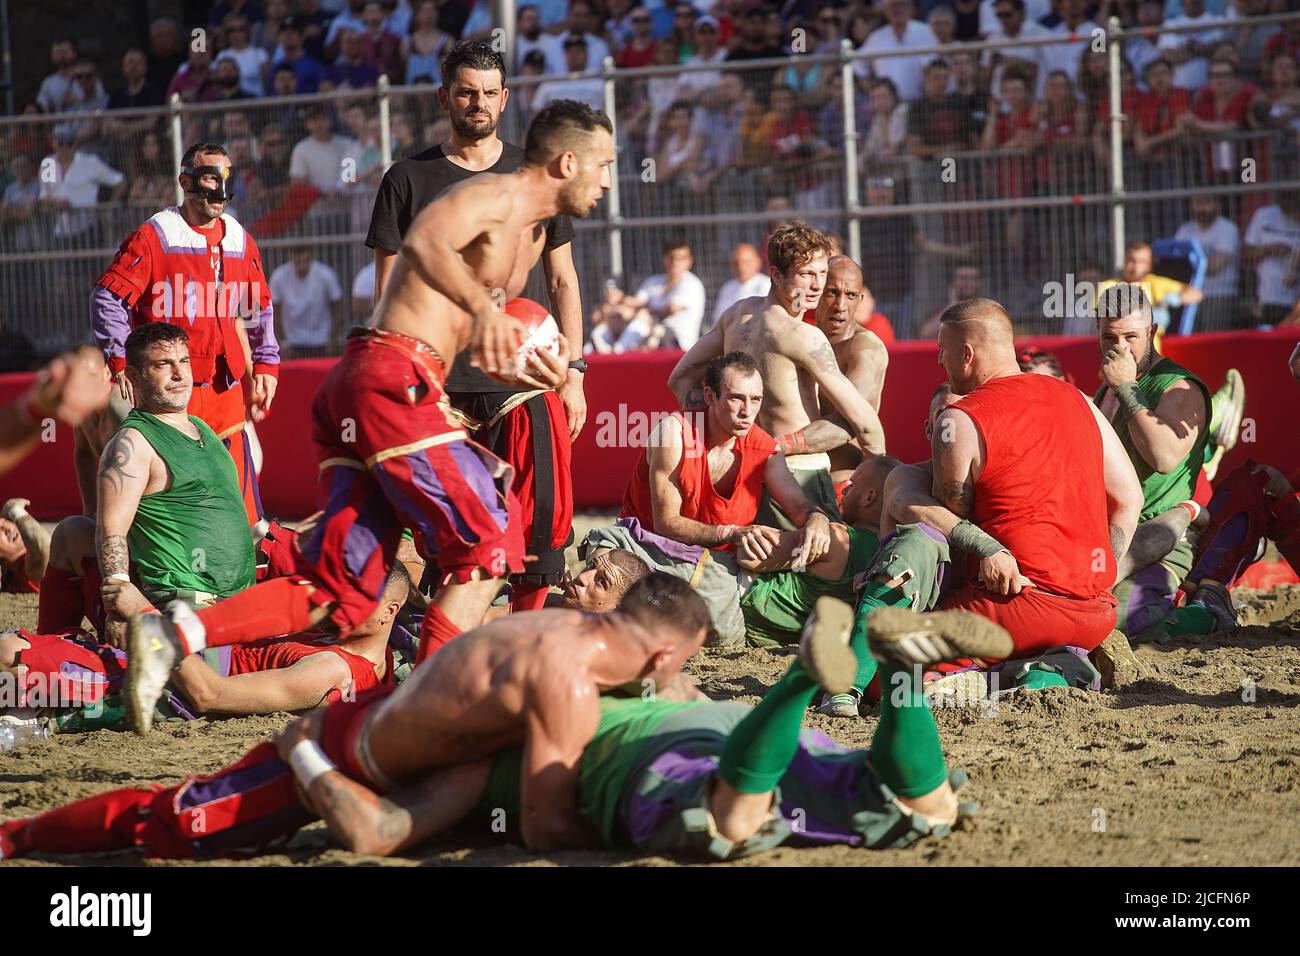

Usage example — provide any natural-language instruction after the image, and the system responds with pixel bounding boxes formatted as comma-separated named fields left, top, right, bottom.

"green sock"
left=849, top=579, right=912, bottom=695
left=1164, top=604, right=1216, bottom=636
left=870, top=663, right=949, bottom=798
left=718, top=658, right=819, bottom=794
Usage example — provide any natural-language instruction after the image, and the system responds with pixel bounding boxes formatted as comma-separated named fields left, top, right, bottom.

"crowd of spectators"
left=2, top=0, right=1298, bottom=356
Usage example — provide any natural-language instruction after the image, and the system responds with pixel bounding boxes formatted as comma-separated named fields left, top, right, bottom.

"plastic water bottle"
left=0, top=722, right=53, bottom=752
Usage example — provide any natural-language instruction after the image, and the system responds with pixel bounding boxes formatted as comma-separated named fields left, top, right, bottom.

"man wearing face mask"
left=89, top=142, right=279, bottom=527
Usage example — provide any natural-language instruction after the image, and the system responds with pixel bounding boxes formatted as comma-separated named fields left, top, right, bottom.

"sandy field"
left=2, top=518, right=1298, bottom=867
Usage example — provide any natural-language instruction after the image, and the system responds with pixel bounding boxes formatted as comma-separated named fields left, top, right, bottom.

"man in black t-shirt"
left=366, top=41, right=587, bottom=613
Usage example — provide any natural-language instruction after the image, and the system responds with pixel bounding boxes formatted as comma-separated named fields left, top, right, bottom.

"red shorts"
left=189, top=380, right=261, bottom=525
left=1, top=556, right=37, bottom=594
left=941, top=585, right=1117, bottom=658
left=222, top=636, right=383, bottom=698
left=134, top=686, right=395, bottom=858
left=291, top=333, right=525, bottom=633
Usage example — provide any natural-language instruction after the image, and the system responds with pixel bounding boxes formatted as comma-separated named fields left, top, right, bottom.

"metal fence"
left=1, top=12, right=1297, bottom=362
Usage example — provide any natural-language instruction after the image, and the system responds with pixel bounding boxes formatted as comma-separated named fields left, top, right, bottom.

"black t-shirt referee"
left=364, top=41, right=586, bottom=605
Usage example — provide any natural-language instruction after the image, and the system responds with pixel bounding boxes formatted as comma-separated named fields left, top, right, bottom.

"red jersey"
left=620, top=412, right=776, bottom=536
left=953, top=374, right=1113, bottom=601
left=92, top=207, right=279, bottom=385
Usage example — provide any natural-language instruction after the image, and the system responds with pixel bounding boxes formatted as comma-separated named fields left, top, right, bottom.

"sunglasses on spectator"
left=996, top=9, right=1015, bottom=18
left=75, top=71, right=95, bottom=79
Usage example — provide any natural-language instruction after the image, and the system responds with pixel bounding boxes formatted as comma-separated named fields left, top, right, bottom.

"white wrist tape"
left=108, top=573, right=131, bottom=583
left=288, top=740, right=336, bottom=788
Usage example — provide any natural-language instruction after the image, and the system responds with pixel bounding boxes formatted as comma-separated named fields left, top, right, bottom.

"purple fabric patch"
left=625, top=748, right=719, bottom=845
left=342, top=506, right=382, bottom=580
left=445, top=440, right=508, bottom=528
left=618, top=517, right=705, bottom=563
left=177, top=754, right=292, bottom=813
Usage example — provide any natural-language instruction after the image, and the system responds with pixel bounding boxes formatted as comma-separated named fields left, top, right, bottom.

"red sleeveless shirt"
left=954, top=374, right=1113, bottom=601
left=620, top=413, right=776, bottom=537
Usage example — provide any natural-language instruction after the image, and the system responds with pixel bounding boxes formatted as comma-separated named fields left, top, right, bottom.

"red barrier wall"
left=3, top=329, right=1297, bottom=519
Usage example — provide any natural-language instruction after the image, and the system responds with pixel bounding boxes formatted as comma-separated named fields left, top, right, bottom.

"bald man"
left=668, top=223, right=886, bottom=527
left=848, top=300, right=1143, bottom=683
left=800, top=256, right=890, bottom=500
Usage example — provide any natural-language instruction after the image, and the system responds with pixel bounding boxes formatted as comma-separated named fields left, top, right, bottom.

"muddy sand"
left=2, top=577, right=1298, bottom=868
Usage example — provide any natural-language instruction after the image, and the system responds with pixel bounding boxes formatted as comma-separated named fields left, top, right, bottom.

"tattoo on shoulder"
left=99, top=433, right=142, bottom=495
left=942, top=479, right=974, bottom=512
left=807, top=341, right=838, bottom=373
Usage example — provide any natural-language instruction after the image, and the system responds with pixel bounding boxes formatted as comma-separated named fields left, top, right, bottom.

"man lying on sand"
left=1, top=599, right=1011, bottom=862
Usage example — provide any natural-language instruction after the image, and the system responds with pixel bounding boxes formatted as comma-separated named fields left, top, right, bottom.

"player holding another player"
left=122, top=101, right=615, bottom=734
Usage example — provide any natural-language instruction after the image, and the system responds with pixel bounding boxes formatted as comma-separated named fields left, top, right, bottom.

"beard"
left=143, top=382, right=190, bottom=413
left=450, top=109, right=496, bottom=141
left=1136, top=338, right=1157, bottom=374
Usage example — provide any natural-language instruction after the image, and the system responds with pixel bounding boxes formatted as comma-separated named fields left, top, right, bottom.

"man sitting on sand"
left=836, top=299, right=1144, bottom=703
left=2, top=573, right=711, bottom=857
left=586, top=351, right=833, bottom=645
left=1, top=597, right=1014, bottom=863
left=1093, top=285, right=1214, bottom=642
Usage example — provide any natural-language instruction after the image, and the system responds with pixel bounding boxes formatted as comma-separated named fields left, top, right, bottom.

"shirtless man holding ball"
left=122, top=99, right=615, bottom=733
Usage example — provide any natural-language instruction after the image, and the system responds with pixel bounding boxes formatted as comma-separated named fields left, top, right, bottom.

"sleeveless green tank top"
left=1095, top=357, right=1210, bottom=522
left=122, top=409, right=255, bottom=600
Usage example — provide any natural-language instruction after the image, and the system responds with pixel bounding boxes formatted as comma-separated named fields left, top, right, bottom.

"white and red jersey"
left=91, top=207, right=279, bottom=385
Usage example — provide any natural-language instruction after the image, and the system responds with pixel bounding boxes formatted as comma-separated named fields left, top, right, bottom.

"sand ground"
left=2, top=516, right=1297, bottom=867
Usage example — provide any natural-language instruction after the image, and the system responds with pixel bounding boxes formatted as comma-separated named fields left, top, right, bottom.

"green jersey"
left=1096, top=357, right=1210, bottom=522
left=740, top=526, right=879, bottom=646
left=121, top=409, right=255, bottom=601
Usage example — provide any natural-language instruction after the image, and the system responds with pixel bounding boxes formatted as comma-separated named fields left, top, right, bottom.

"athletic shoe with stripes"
left=866, top=606, right=1013, bottom=668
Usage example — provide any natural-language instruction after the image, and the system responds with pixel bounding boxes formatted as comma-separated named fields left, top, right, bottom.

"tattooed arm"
left=0, top=499, right=51, bottom=584
left=95, top=429, right=154, bottom=644
left=303, top=761, right=493, bottom=857
left=788, top=331, right=890, bottom=454
left=930, top=407, right=980, bottom=519
left=790, top=326, right=886, bottom=455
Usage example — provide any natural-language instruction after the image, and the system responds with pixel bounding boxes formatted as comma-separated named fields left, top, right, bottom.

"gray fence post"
left=603, top=54, right=623, bottom=289
left=378, top=74, right=393, bottom=173
left=1107, top=15, right=1126, bottom=274
left=169, top=93, right=184, bottom=207
left=841, top=38, right=862, bottom=264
